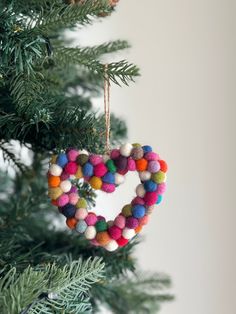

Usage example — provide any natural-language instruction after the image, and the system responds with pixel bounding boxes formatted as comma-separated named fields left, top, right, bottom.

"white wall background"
left=73, top=1, right=236, bottom=313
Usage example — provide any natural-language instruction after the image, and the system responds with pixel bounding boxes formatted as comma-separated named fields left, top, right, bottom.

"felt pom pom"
left=57, top=194, right=69, bottom=207
left=136, top=158, right=148, bottom=171
left=50, top=155, right=57, bottom=164
left=142, top=145, right=152, bottom=153
left=106, top=159, right=117, bottom=173
left=144, top=180, right=157, bottom=192
left=85, top=213, right=97, bottom=226
left=156, top=194, right=163, bottom=204
left=139, top=171, right=151, bottom=181
left=66, top=217, right=77, bottom=229
left=64, top=162, right=78, bottom=175
left=75, top=208, right=88, bottom=220
left=139, top=215, right=149, bottom=226
left=146, top=205, right=155, bottom=215
left=89, top=154, right=102, bottom=166
left=90, top=239, right=100, bottom=246
left=102, top=154, right=110, bottom=163
left=131, top=147, right=144, bottom=160
left=67, top=149, right=79, bottom=161
left=60, top=180, right=72, bottom=193
left=135, top=225, right=143, bottom=233
left=144, top=192, right=158, bottom=206
left=151, top=171, right=166, bottom=184
left=122, top=228, right=135, bottom=239
left=132, top=204, right=146, bottom=218
left=102, top=172, right=115, bottom=184
left=78, top=149, right=89, bottom=155
left=49, top=164, right=63, bottom=176
left=89, top=176, right=102, bottom=190
left=70, top=186, right=78, bottom=193
left=102, top=182, right=115, bottom=193
left=120, top=143, right=133, bottom=157
left=105, top=240, right=119, bottom=251
left=114, top=215, right=126, bottom=229
left=115, top=173, right=125, bottom=185
left=97, top=215, right=105, bottom=221
left=77, top=154, right=89, bottom=166
left=117, top=168, right=128, bottom=175
left=76, top=220, right=87, bottom=233
left=84, top=226, right=96, bottom=239
left=95, top=220, right=108, bottom=232
left=127, top=158, right=136, bottom=171
left=131, top=196, right=145, bottom=206
left=94, top=163, right=107, bottom=177
left=117, top=236, right=129, bottom=247
left=82, top=162, right=94, bottom=177
left=145, top=152, right=159, bottom=161
left=96, top=231, right=111, bottom=245
left=126, top=217, right=139, bottom=229
left=110, top=149, right=120, bottom=159
left=48, top=187, right=63, bottom=200
left=148, top=160, right=160, bottom=173
left=68, top=193, right=79, bottom=205
left=136, top=184, right=146, bottom=198
left=157, top=182, right=166, bottom=194
left=108, top=225, right=122, bottom=240
left=114, top=156, right=127, bottom=170
left=60, top=171, right=70, bottom=181
left=57, top=153, right=68, bottom=168
left=76, top=198, right=87, bottom=209
left=122, top=204, right=132, bottom=217
left=48, top=175, right=60, bottom=188
left=60, top=204, right=76, bottom=218
left=159, top=160, right=168, bottom=172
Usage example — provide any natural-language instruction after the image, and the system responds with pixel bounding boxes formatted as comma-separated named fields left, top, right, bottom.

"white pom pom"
left=120, top=143, right=133, bottom=157
left=84, top=226, right=96, bottom=240
left=139, top=171, right=151, bottom=181
left=105, top=240, right=119, bottom=251
left=122, top=228, right=135, bottom=240
left=60, top=180, right=72, bottom=193
left=78, top=149, right=89, bottom=155
left=49, top=164, right=62, bottom=176
left=103, top=154, right=110, bottom=163
left=136, top=184, right=146, bottom=197
left=115, top=173, right=125, bottom=185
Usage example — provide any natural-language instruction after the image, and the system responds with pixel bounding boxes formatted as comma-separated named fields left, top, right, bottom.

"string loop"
left=104, top=64, right=110, bottom=154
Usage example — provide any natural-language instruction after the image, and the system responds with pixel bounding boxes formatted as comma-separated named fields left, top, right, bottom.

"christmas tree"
left=0, top=1, right=173, bottom=313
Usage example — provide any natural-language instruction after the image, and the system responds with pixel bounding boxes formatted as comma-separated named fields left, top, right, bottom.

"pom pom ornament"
left=48, top=143, right=167, bottom=251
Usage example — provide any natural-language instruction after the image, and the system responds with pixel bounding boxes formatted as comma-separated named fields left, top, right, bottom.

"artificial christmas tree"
left=0, top=0, right=173, bottom=313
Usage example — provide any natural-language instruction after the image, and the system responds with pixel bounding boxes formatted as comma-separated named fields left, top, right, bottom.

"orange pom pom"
left=51, top=199, right=58, bottom=206
left=96, top=231, right=111, bottom=246
left=159, top=160, right=168, bottom=172
left=136, top=158, right=148, bottom=171
left=48, top=175, right=60, bottom=188
left=135, top=225, right=142, bottom=233
left=89, top=176, right=102, bottom=190
left=66, top=217, right=77, bottom=229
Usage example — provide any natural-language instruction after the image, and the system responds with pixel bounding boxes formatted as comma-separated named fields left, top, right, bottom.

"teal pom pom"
left=156, top=194, right=163, bottom=204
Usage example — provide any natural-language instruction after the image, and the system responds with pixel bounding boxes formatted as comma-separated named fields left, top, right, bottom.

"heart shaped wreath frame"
left=48, top=143, right=167, bottom=251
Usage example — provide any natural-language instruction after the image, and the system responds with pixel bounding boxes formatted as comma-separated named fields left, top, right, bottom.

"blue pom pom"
left=83, top=162, right=94, bottom=177
left=144, top=180, right=157, bottom=192
left=156, top=194, right=163, bottom=204
left=102, top=172, right=115, bottom=184
left=57, top=153, right=68, bottom=167
left=142, top=145, right=152, bottom=153
left=132, top=205, right=146, bottom=218
left=76, top=220, right=87, bottom=233
left=60, top=204, right=76, bottom=218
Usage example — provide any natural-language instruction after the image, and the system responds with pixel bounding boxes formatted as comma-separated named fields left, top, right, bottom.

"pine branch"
left=0, top=140, right=27, bottom=173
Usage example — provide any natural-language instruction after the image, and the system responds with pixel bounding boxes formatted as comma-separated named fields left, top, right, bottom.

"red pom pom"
left=108, top=225, right=122, bottom=240
left=159, top=160, right=168, bottom=172
left=64, top=162, right=78, bottom=175
left=94, top=163, right=107, bottom=177
left=117, top=236, right=129, bottom=247
left=144, top=192, right=158, bottom=206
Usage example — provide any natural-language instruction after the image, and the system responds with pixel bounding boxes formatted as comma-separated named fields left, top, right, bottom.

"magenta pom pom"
left=94, top=163, right=107, bottom=177
left=108, top=225, right=122, bottom=240
left=85, top=213, right=97, bottom=226
left=57, top=194, right=69, bottom=207
left=157, top=182, right=166, bottom=194
left=102, top=183, right=115, bottom=193
left=117, top=168, right=128, bottom=175
left=144, top=191, right=158, bottom=206
left=89, top=154, right=103, bottom=166
left=67, top=149, right=79, bottom=161
left=97, top=215, right=106, bottom=221
left=127, top=158, right=136, bottom=171
left=145, top=152, right=159, bottom=161
left=68, top=193, right=79, bottom=205
left=148, top=160, right=160, bottom=173
left=126, top=217, right=139, bottom=229
left=110, top=149, right=120, bottom=159
left=60, top=171, right=70, bottom=181
left=64, top=162, right=78, bottom=175
left=131, top=196, right=145, bottom=206
left=69, top=186, right=78, bottom=193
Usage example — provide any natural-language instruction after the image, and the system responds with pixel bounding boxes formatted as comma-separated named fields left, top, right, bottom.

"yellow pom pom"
left=50, top=154, right=57, bottom=164
left=122, top=204, right=132, bottom=217
left=89, top=176, right=102, bottom=190
left=76, top=198, right=87, bottom=209
left=151, top=171, right=166, bottom=184
left=48, top=187, right=63, bottom=200
left=132, top=143, right=141, bottom=148
left=75, top=166, right=83, bottom=179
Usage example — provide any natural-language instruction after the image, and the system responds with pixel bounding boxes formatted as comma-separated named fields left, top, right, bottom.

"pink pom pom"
left=60, top=171, right=70, bottom=181
left=148, top=160, right=160, bottom=173
left=102, top=183, right=115, bottom=193
left=75, top=208, right=88, bottom=220
left=64, top=162, right=78, bottom=175
left=57, top=194, right=69, bottom=207
left=67, top=149, right=79, bottom=161
left=139, top=215, right=149, bottom=226
left=114, top=215, right=126, bottom=229
left=145, top=152, right=159, bottom=161
left=68, top=193, right=79, bottom=205
left=85, top=213, right=97, bottom=226
left=110, top=149, right=120, bottom=159
left=94, top=163, right=107, bottom=177
left=108, top=225, right=122, bottom=240
left=144, top=192, right=158, bottom=206
left=127, top=158, right=136, bottom=171
left=157, top=182, right=166, bottom=194
left=89, top=154, right=103, bottom=166
left=131, top=196, right=145, bottom=206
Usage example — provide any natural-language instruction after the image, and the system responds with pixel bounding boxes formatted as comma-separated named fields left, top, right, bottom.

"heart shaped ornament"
left=48, top=143, right=167, bottom=251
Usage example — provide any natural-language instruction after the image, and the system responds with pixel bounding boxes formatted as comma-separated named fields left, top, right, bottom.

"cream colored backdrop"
left=74, top=1, right=236, bottom=313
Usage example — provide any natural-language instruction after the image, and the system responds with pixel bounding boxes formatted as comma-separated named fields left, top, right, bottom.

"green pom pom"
left=95, top=220, right=107, bottom=232
left=76, top=198, right=87, bottom=209
left=77, top=154, right=89, bottom=166
left=151, top=171, right=166, bottom=184
left=106, top=159, right=117, bottom=173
